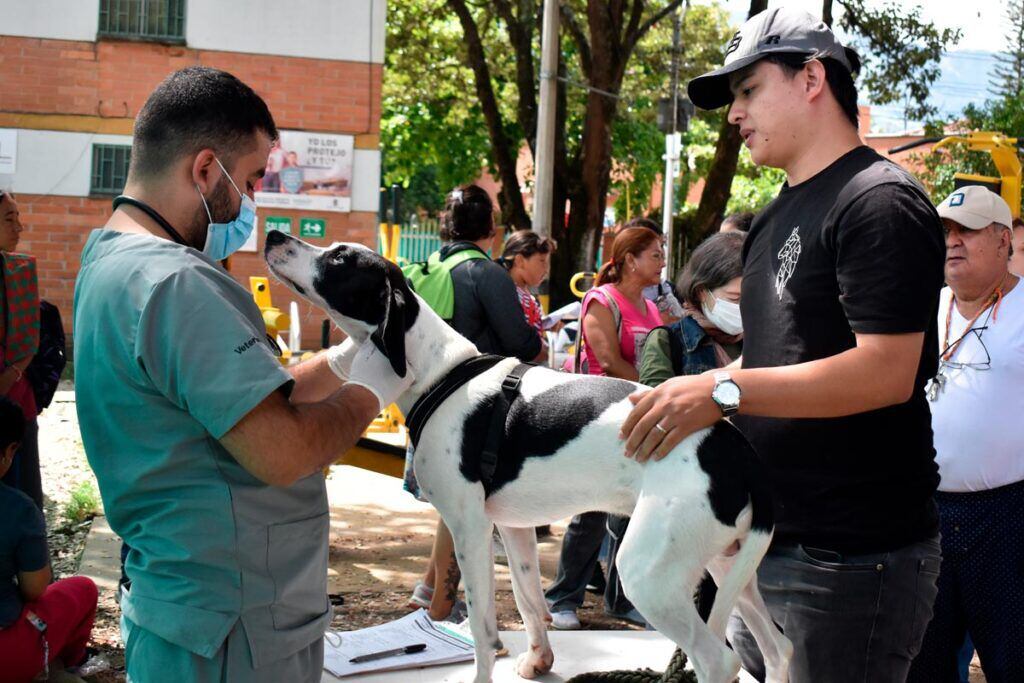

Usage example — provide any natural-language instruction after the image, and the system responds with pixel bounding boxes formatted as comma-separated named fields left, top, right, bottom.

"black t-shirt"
left=733, top=146, right=944, bottom=554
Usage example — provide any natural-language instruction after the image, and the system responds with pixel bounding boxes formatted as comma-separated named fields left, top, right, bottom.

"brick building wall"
left=1, top=1, right=385, bottom=351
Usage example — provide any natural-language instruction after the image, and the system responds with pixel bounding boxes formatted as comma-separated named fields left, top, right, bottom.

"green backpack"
left=401, top=244, right=489, bottom=320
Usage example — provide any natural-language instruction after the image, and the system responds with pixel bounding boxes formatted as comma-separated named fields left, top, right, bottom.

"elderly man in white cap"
left=908, top=185, right=1024, bottom=682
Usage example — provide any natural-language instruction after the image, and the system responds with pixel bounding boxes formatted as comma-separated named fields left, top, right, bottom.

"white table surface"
left=321, top=629, right=757, bottom=682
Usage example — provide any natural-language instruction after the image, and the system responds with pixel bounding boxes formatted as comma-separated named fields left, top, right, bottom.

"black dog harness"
left=406, top=354, right=533, bottom=485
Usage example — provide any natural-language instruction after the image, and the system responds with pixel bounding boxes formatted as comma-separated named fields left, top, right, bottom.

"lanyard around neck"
left=942, top=284, right=1003, bottom=362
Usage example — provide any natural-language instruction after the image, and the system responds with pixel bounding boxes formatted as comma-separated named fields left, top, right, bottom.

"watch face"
left=714, top=381, right=741, bottom=406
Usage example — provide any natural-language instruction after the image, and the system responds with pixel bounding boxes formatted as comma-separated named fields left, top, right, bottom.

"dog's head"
left=263, top=231, right=418, bottom=377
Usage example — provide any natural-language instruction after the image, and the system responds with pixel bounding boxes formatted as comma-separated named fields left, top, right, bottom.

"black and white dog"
left=264, top=232, right=792, bottom=683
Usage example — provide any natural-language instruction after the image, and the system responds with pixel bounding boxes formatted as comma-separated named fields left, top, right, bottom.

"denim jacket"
left=638, top=314, right=720, bottom=386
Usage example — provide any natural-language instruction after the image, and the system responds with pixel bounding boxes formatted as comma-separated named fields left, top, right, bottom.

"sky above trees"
left=703, top=0, right=1007, bottom=131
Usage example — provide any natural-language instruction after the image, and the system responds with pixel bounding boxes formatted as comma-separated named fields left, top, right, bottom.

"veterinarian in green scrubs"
left=73, top=68, right=411, bottom=682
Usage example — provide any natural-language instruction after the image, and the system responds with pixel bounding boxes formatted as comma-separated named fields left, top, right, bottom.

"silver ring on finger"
left=654, top=422, right=669, bottom=435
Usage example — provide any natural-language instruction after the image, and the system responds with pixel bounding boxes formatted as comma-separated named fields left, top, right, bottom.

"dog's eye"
left=331, top=246, right=348, bottom=262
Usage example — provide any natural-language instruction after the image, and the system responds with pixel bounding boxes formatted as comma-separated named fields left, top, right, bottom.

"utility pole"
left=532, top=0, right=559, bottom=238
left=661, top=7, right=683, bottom=281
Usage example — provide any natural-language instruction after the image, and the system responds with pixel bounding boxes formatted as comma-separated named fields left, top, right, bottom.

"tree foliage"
left=835, top=0, right=961, bottom=121
left=916, top=96, right=1024, bottom=213
left=990, top=1, right=1024, bottom=98
left=381, top=0, right=734, bottom=304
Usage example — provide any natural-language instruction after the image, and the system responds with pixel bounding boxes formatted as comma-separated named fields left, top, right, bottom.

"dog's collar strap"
left=406, top=354, right=506, bottom=449
left=479, top=361, right=533, bottom=486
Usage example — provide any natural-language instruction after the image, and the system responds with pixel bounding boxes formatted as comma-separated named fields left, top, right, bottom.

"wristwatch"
left=711, top=371, right=741, bottom=417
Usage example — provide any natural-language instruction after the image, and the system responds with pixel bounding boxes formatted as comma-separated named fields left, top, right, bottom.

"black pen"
left=349, top=643, right=427, bottom=664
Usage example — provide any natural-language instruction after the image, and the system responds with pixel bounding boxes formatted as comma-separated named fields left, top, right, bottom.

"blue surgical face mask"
left=196, top=157, right=257, bottom=260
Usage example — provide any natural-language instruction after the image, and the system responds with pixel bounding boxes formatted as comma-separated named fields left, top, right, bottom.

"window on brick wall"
left=90, top=144, right=132, bottom=196
left=98, top=0, right=186, bottom=43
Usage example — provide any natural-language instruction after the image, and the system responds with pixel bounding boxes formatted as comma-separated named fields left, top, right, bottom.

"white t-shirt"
left=930, top=280, right=1024, bottom=492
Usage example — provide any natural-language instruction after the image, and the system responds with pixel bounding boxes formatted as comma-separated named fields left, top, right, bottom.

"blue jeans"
left=729, top=536, right=941, bottom=683
left=545, top=511, right=635, bottom=616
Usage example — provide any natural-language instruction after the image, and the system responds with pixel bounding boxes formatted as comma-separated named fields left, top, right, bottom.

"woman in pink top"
left=579, top=227, right=665, bottom=379
left=547, top=227, right=665, bottom=631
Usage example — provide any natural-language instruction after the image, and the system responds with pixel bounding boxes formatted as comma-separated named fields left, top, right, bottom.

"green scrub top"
left=73, top=230, right=331, bottom=665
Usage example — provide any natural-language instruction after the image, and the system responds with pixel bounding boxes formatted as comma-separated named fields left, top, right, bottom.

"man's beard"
left=190, top=177, right=237, bottom=250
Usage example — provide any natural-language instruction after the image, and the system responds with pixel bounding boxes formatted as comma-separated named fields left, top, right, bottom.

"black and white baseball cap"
left=687, top=7, right=861, bottom=111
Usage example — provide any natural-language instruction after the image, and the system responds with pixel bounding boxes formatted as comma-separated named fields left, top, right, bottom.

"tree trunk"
left=686, top=0, right=769, bottom=246
left=448, top=0, right=531, bottom=229
left=691, top=118, right=743, bottom=239
left=822, top=0, right=834, bottom=27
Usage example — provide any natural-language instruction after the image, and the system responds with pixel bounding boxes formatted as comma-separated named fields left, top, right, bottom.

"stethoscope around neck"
left=112, top=195, right=191, bottom=248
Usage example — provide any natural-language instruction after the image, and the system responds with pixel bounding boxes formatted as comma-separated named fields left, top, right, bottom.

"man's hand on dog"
left=620, top=374, right=720, bottom=462
left=345, top=343, right=415, bottom=411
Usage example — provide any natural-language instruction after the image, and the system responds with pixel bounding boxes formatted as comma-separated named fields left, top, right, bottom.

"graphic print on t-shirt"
left=775, top=226, right=802, bottom=299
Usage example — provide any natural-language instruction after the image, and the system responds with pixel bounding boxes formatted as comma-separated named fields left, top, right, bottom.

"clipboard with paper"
left=323, top=609, right=476, bottom=677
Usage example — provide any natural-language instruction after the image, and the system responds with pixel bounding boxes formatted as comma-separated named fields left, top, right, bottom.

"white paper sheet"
left=323, top=610, right=475, bottom=678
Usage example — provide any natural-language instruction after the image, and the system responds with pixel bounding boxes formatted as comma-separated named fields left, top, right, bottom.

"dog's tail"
left=704, top=447, right=775, bottom=640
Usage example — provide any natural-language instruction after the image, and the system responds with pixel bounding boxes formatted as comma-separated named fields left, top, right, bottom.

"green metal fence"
left=379, top=218, right=444, bottom=264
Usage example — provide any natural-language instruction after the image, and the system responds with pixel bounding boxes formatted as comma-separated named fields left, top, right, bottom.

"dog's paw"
left=515, top=646, right=554, bottom=679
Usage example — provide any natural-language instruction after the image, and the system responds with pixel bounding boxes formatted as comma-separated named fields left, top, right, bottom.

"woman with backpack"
left=403, top=185, right=544, bottom=623
left=546, top=227, right=666, bottom=630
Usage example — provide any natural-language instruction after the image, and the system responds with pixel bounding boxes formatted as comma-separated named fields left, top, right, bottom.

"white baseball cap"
left=936, top=185, right=1012, bottom=230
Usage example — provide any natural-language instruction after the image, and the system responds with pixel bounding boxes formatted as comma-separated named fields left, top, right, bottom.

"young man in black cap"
left=621, top=7, right=945, bottom=682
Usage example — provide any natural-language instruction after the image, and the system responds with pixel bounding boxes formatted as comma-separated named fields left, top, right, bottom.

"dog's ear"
left=370, top=267, right=409, bottom=378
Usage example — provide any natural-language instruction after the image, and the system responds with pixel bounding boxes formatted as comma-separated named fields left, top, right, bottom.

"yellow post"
left=933, top=132, right=1022, bottom=218
left=250, top=277, right=292, bottom=365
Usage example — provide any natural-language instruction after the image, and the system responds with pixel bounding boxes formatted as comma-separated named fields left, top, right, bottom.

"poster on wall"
left=0, top=129, right=17, bottom=175
left=255, top=131, right=354, bottom=213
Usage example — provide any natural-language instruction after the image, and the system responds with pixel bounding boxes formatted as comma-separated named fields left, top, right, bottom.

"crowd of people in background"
left=4, top=8, right=1023, bottom=682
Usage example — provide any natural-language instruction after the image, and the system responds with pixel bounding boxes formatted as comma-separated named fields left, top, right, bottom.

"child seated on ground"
left=0, top=397, right=98, bottom=682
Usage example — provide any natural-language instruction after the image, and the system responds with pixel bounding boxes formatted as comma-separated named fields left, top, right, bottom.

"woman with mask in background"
left=639, top=231, right=745, bottom=386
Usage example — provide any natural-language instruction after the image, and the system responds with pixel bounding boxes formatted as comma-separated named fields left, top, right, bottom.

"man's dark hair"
left=624, top=216, right=662, bottom=235
left=764, top=54, right=859, bottom=129
left=130, top=67, right=278, bottom=180
left=0, top=397, right=25, bottom=452
left=721, top=211, right=754, bottom=233
left=441, top=184, right=494, bottom=242
left=677, top=231, right=746, bottom=308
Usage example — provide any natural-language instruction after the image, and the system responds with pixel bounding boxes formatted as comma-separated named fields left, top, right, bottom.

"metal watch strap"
left=712, top=371, right=740, bottom=417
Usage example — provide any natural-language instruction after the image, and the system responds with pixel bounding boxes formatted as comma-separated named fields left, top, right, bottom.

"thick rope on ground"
left=565, top=648, right=696, bottom=683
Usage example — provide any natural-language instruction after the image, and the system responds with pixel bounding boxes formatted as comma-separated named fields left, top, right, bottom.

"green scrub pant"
left=123, top=615, right=324, bottom=683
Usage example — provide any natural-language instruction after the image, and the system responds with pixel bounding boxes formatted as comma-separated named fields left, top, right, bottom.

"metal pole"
left=532, top=0, right=560, bottom=238
left=662, top=7, right=682, bottom=280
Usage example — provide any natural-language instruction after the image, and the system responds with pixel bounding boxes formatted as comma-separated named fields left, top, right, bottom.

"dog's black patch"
left=695, top=421, right=772, bottom=532
left=458, top=375, right=635, bottom=496
left=313, top=245, right=419, bottom=376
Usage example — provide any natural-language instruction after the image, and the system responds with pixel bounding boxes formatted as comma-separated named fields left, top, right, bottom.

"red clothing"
left=516, top=286, right=544, bottom=336
left=0, top=577, right=97, bottom=683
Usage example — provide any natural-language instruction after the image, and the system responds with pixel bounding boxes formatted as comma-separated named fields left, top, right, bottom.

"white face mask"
left=701, top=295, right=743, bottom=335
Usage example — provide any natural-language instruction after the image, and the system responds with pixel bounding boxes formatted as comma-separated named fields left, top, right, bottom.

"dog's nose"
left=266, top=230, right=288, bottom=246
